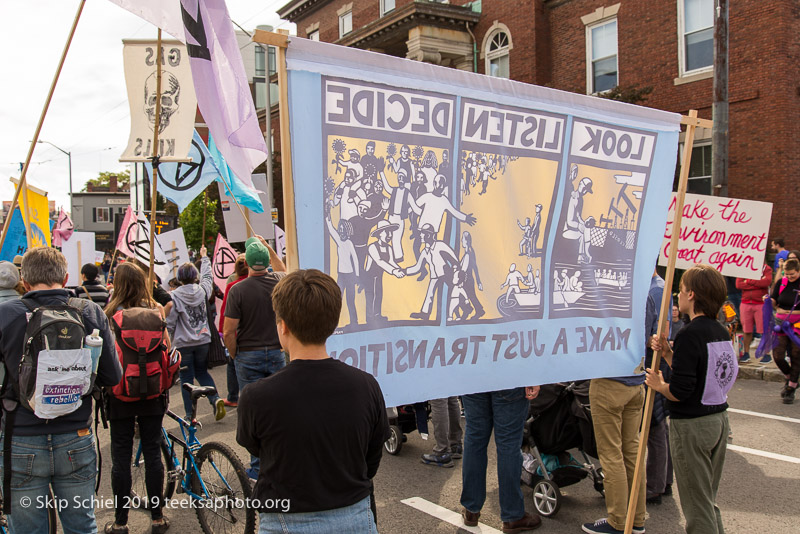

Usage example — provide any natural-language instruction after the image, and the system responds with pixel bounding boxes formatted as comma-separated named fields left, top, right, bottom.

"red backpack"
left=110, top=307, right=180, bottom=401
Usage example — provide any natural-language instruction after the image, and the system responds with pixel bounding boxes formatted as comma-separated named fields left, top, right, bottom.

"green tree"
left=178, top=193, right=219, bottom=251
left=597, top=85, right=653, bottom=105
left=82, top=170, right=130, bottom=191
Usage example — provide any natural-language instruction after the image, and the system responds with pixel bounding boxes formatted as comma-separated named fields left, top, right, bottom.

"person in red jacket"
left=736, top=263, right=773, bottom=363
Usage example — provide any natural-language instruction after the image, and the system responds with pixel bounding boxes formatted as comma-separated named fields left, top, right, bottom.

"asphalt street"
left=85, top=368, right=799, bottom=534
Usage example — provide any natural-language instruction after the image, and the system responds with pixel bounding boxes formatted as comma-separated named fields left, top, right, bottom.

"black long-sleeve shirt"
left=772, top=277, right=800, bottom=311
left=237, top=358, right=389, bottom=513
left=667, top=316, right=734, bottom=419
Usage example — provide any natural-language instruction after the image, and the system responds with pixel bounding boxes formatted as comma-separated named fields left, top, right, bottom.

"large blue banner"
left=285, top=39, right=681, bottom=406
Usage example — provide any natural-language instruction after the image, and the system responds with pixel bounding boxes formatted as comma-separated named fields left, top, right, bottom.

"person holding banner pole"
left=647, top=265, right=736, bottom=534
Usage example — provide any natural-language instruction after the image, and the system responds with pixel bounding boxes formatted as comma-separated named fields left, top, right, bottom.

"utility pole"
left=711, top=0, right=728, bottom=197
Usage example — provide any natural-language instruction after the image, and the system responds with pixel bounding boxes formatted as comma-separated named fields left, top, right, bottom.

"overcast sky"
left=0, top=0, right=294, bottom=212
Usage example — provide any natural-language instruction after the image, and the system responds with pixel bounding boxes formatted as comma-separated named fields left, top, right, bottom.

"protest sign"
left=218, top=174, right=274, bottom=242
left=212, top=233, right=237, bottom=318
left=157, top=228, right=189, bottom=281
left=283, top=39, right=682, bottom=405
left=0, top=209, right=29, bottom=261
left=658, top=193, right=773, bottom=280
left=11, top=178, right=51, bottom=247
left=62, top=232, right=95, bottom=284
left=95, top=251, right=105, bottom=264
left=275, top=225, right=286, bottom=260
left=119, top=39, right=196, bottom=162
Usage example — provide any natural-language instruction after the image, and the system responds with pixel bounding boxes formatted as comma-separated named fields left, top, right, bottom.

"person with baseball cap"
left=223, top=235, right=286, bottom=479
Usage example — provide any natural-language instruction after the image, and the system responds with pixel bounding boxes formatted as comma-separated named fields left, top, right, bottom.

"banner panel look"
left=285, top=38, right=682, bottom=406
left=120, top=39, right=197, bottom=162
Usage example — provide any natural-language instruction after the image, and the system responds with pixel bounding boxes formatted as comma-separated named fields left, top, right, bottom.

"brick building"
left=277, top=0, right=800, bottom=248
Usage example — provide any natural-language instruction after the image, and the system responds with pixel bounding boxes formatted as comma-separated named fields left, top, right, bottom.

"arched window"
left=482, top=23, right=513, bottom=79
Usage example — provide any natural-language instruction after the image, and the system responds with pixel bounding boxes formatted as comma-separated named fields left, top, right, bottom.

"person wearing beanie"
left=223, top=235, right=286, bottom=479
left=0, top=261, right=21, bottom=303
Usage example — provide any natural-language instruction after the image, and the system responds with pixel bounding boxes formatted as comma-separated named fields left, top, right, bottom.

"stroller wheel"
left=384, top=425, right=403, bottom=455
left=532, top=479, right=561, bottom=517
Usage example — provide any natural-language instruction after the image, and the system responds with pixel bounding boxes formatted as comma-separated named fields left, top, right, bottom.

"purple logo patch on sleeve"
left=702, top=341, right=738, bottom=406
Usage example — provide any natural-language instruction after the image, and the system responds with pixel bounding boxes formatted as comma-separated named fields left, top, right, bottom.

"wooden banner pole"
left=108, top=249, right=119, bottom=283
left=201, top=191, right=208, bottom=245
left=147, top=29, right=164, bottom=295
left=623, top=110, right=705, bottom=534
left=251, top=29, right=295, bottom=270
left=0, top=0, right=86, bottom=252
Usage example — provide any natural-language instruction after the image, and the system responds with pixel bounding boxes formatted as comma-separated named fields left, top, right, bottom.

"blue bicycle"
left=131, top=383, right=255, bottom=534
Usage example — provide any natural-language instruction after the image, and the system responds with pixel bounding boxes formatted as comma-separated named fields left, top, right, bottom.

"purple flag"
left=180, top=0, right=268, bottom=189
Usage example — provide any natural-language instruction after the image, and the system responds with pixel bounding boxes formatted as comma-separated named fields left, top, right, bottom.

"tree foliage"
left=178, top=193, right=219, bottom=251
left=82, top=170, right=130, bottom=191
left=597, top=85, right=654, bottom=105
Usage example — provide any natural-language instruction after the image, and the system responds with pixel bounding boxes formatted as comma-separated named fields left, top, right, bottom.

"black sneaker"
left=663, top=484, right=672, bottom=496
left=783, top=386, right=796, bottom=405
left=781, top=380, right=790, bottom=399
left=421, top=452, right=454, bottom=468
left=451, top=444, right=463, bottom=459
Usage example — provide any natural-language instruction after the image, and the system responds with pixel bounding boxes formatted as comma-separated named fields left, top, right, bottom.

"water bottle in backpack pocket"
left=110, top=307, right=180, bottom=401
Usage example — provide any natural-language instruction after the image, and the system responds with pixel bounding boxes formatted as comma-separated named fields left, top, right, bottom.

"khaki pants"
left=670, top=412, right=729, bottom=534
left=589, top=378, right=647, bottom=530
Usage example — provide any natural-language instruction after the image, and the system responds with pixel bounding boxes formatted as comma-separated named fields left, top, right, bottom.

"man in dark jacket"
left=74, top=262, right=110, bottom=307
left=0, top=247, right=122, bottom=533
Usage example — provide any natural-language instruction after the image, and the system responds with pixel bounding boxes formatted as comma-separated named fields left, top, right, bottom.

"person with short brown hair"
left=647, top=264, right=736, bottom=534
left=770, top=257, right=800, bottom=403
left=237, top=269, right=389, bottom=531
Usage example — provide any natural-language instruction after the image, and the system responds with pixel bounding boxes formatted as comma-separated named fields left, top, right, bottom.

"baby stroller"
left=384, top=402, right=431, bottom=455
left=521, top=381, right=604, bottom=518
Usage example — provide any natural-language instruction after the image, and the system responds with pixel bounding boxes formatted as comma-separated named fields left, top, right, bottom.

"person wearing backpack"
left=103, top=262, right=174, bottom=534
left=74, top=263, right=110, bottom=308
left=166, top=246, right=225, bottom=421
left=0, top=247, right=122, bottom=534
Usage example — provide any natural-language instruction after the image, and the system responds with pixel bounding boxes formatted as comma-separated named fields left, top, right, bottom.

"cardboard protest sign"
left=119, top=39, right=196, bottom=162
left=62, top=232, right=95, bottom=285
left=658, top=193, right=773, bottom=280
left=218, top=174, right=274, bottom=242
left=157, top=228, right=189, bottom=282
left=284, top=39, right=682, bottom=405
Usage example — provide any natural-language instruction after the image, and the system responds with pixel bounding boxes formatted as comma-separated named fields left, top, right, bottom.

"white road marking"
left=729, top=407, right=800, bottom=425
left=401, top=497, right=503, bottom=533
left=728, top=444, right=800, bottom=464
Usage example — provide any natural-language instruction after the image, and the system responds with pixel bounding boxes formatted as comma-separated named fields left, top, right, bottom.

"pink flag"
left=212, top=233, right=237, bottom=290
left=52, top=208, right=74, bottom=247
left=180, top=0, right=268, bottom=189
left=115, top=207, right=135, bottom=256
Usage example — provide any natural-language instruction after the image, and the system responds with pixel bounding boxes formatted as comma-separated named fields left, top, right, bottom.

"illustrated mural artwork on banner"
left=119, top=39, right=197, bottom=162
left=286, top=38, right=682, bottom=405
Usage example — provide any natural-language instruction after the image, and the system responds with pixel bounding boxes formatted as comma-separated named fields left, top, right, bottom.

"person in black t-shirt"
left=236, top=269, right=388, bottom=531
left=647, top=264, right=736, bottom=534
left=769, top=258, right=800, bottom=402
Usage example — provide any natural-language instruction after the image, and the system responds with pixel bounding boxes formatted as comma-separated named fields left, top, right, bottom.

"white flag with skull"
left=120, top=39, right=197, bottom=162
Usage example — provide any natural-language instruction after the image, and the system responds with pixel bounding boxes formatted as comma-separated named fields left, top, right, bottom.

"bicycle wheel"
left=192, top=442, right=255, bottom=534
left=131, top=434, right=177, bottom=508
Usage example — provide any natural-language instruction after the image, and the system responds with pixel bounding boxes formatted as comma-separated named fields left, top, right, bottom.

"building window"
left=381, top=0, right=395, bottom=16
left=95, top=207, right=110, bottom=223
left=339, top=11, right=352, bottom=37
left=586, top=18, right=617, bottom=94
left=679, top=0, right=714, bottom=75
left=486, top=31, right=510, bottom=79
left=308, top=29, right=319, bottom=41
left=255, top=46, right=266, bottom=77
left=687, top=143, right=712, bottom=195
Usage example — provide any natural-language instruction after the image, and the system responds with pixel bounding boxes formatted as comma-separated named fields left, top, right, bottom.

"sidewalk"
left=737, top=339, right=784, bottom=382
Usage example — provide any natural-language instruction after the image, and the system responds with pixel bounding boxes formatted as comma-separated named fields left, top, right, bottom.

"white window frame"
left=680, top=141, right=713, bottom=195
left=677, top=0, right=714, bottom=78
left=481, top=22, right=513, bottom=79
left=339, top=11, right=353, bottom=37
left=585, top=17, right=618, bottom=95
left=380, top=0, right=395, bottom=17
left=95, top=207, right=110, bottom=223
left=308, top=29, right=319, bottom=41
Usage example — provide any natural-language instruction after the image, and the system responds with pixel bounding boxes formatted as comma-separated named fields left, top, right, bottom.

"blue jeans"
left=235, top=349, right=286, bottom=471
left=179, top=342, right=220, bottom=419
left=460, top=388, right=529, bottom=522
left=0, top=431, right=98, bottom=534
left=258, top=495, right=375, bottom=534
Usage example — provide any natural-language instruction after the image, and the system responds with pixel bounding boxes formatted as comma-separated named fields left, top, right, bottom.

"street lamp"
left=36, top=140, right=72, bottom=197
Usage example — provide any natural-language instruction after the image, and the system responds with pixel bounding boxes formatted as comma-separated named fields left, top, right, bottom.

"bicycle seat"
left=182, top=383, right=218, bottom=400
